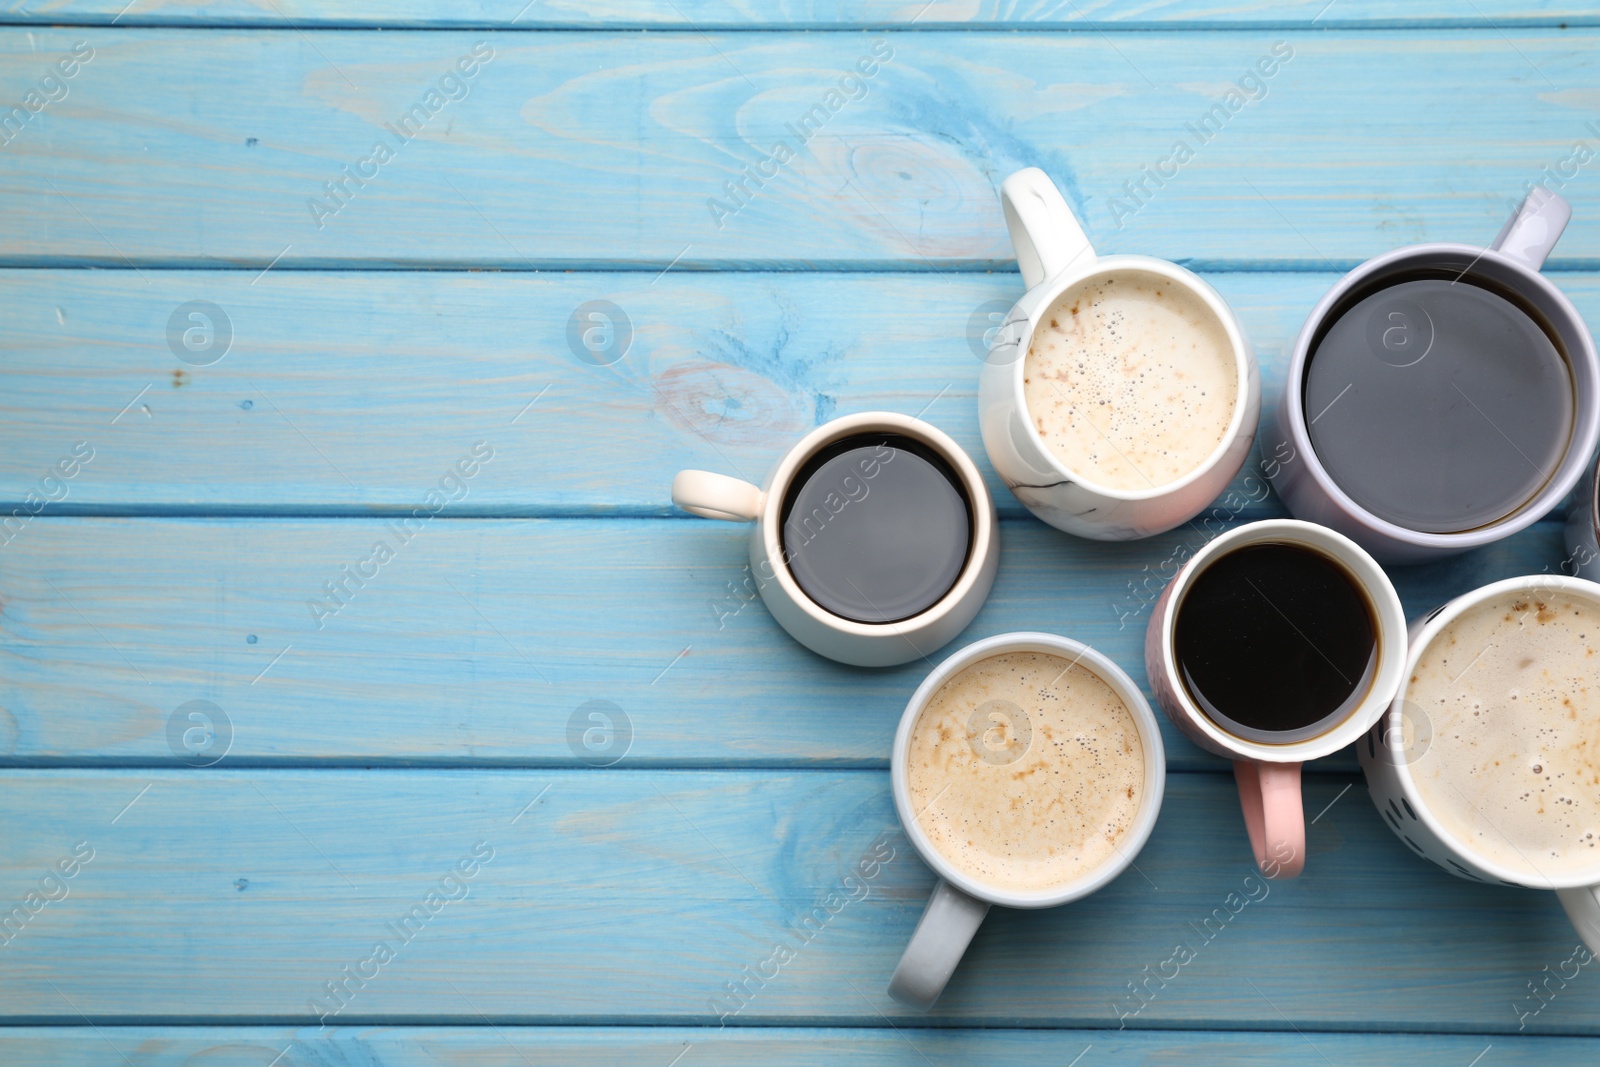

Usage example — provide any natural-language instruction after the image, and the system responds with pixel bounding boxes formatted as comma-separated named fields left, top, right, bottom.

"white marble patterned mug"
left=978, top=167, right=1260, bottom=541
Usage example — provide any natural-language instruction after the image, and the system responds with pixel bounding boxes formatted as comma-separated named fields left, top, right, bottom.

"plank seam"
left=0, top=766, right=1349, bottom=775
left=7, top=261, right=1600, bottom=274
left=0, top=21, right=1597, bottom=31
left=0, top=1016, right=1590, bottom=1036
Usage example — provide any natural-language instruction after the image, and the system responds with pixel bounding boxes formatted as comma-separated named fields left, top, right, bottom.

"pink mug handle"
left=1233, top=761, right=1305, bottom=879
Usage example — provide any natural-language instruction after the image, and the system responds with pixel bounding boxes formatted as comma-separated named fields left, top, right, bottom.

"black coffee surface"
left=1304, top=274, right=1572, bottom=533
left=780, top=434, right=971, bottom=624
left=1175, top=542, right=1376, bottom=743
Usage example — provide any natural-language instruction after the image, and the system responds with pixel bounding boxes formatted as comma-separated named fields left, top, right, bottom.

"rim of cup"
left=890, top=631, right=1167, bottom=909
left=1001, top=254, right=1255, bottom=504
left=1280, top=242, right=1600, bottom=550
left=1156, top=519, right=1408, bottom=763
left=1379, top=573, right=1600, bottom=890
left=1589, top=460, right=1600, bottom=548
left=757, top=411, right=995, bottom=637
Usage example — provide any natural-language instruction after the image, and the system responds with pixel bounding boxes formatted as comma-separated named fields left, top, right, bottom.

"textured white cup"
left=1359, top=575, right=1600, bottom=955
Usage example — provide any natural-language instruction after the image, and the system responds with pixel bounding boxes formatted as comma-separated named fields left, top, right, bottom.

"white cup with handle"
left=671, top=411, right=998, bottom=668
left=978, top=167, right=1260, bottom=541
left=886, top=631, right=1166, bottom=1008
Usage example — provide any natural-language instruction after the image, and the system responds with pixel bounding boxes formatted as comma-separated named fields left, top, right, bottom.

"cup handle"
left=671, top=470, right=764, bottom=522
left=1233, top=761, right=1305, bottom=879
left=1000, top=167, right=1096, bottom=292
left=887, top=879, right=991, bottom=1010
left=1557, top=884, right=1600, bottom=957
left=1491, top=187, right=1571, bottom=271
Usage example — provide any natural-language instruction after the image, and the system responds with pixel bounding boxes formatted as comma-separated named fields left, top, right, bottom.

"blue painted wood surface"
left=0, top=516, right=1574, bottom=770
left=2, top=5, right=1600, bottom=1063
left=4, top=2, right=1598, bottom=28
left=0, top=1027, right=1594, bottom=1065
left=4, top=29, right=1600, bottom=270
left=7, top=269, right=1600, bottom=517
left=0, top=769, right=1594, bottom=1032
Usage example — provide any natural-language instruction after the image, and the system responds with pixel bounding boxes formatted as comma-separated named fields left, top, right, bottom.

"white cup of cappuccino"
left=886, top=632, right=1166, bottom=1009
left=1360, top=575, right=1600, bottom=954
left=978, top=168, right=1261, bottom=540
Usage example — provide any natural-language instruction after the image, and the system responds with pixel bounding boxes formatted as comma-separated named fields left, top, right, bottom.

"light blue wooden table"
left=2, top=2, right=1600, bottom=1063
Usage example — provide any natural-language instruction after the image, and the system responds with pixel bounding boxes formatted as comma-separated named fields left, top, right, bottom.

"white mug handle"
left=1491, top=186, right=1571, bottom=271
left=1557, top=884, right=1600, bottom=956
left=671, top=470, right=763, bottom=522
left=999, top=168, right=1096, bottom=292
left=886, top=879, right=990, bottom=1010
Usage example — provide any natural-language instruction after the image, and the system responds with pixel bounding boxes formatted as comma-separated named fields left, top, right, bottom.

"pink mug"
left=1144, top=519, right=1407, bottom=878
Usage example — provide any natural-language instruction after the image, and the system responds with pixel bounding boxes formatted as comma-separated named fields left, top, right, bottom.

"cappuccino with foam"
left=906, top=651, right=1146, bottom=891
left=1408, top=588, right=1600, bottom=879
left=1023, top=271, right=1238, bottom=491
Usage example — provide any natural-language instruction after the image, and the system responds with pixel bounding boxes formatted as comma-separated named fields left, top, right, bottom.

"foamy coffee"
left=906, top=651, right=1145, bottom=891
left=1408, top=589, right=1600, bottom=878
left=1023, top=272, right=1237, bottom=491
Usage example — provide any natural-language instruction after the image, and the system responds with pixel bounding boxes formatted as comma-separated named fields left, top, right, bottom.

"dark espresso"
left=1175, top=542, right=1376, bottom=743
left=1304, top=272, right=1573, bottom=533
left=780, top=434, right=971, bottom=624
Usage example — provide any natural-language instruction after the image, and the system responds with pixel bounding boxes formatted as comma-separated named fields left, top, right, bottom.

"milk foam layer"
left=1023, top=272, right=1238, bottom=491
left=1408, top=590, right=1600, bottom=879
left=906, top=651, right=1145, bottom=892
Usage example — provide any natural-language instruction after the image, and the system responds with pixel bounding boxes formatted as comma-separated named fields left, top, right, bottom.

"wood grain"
left=6, top=270, right=1600, bottom=515
left=3, top=1, right=1597, bottom=28
left=6, top=9, right=1600, bottom=1059
left=0, top=515, right=1568, bottom=768
left=0, top=1026, right=1587, bottom=1065
left=0, top=770, right=1596, bottom=1033
left=3, top=30, right=1599, bottom=268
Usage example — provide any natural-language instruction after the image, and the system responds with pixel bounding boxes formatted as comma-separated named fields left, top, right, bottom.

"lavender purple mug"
left=1264, top=189, right=1600, bottom=565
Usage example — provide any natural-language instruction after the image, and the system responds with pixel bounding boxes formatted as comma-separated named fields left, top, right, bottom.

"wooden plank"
left=0, top=769, right=1596, bottom=1032
left=0, top=515, right=1568, bottom=768
left=0, top=1026, right=1590, bottom=1065
left=2, top=1, right=1595, bottom=29
left=0, top=268, right=1304, bottom=515
left=9, top=269, right=1600, bottom=514
left=3, top=30, right=1600, bottom=268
